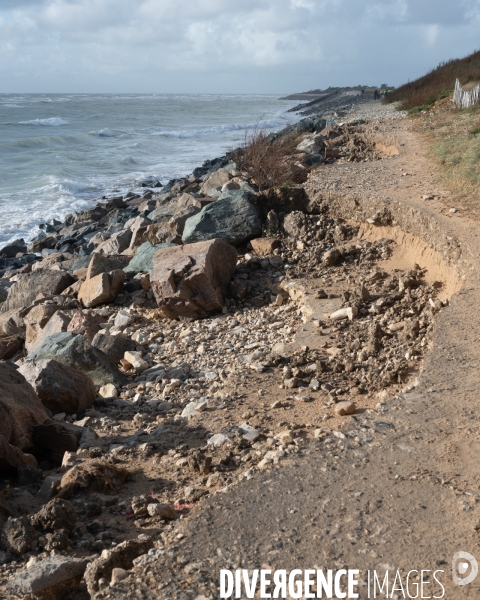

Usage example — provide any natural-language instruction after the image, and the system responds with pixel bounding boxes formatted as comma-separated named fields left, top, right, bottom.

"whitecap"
left=149, top=119, right=284, bottom=139
left=18, top=117, right=69, bottom=127
left=98, top=128, right=114, bottom=137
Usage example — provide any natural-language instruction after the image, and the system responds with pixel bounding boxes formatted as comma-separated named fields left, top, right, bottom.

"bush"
left=235, top=124, right=301, bottom=190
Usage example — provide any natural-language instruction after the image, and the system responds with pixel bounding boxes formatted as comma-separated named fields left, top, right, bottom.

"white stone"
left=99, top=383, right=118, bottom=398
left=124, top=351, right=149, bottom=372
left=114, top=310, right=134, bottom=328
left=132, top=331, right=148, bottom=345
left=330, top=306, right=358, bottom=321
left=207, top=433, right=231, bottom=447
left=239, top=423, right=260, bottom=442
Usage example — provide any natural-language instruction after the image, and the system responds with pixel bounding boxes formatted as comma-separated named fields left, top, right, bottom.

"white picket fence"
left=453, top=78, right=480, bottom=109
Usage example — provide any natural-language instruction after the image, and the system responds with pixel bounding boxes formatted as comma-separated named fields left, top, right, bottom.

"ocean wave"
left=18, top=117, right=69, bottom=126
left=98, top=128, right=114, bottom=137
left=120, top=156, right=138, bottom=165
left=149, top=119, right=284, bottom=139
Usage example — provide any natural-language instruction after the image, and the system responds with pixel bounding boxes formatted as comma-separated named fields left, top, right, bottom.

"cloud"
left=0, top=0, right=479, bottom=92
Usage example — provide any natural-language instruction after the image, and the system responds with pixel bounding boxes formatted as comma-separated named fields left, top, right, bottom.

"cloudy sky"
left=0, top=0, right=479, bottom=93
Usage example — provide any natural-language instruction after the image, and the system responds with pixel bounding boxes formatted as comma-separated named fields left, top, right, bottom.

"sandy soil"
left=78, top=102, right=480, bottom=599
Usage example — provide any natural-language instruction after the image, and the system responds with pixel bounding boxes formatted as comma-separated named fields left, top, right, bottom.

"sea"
left=0, top=94, right=299, bottom=246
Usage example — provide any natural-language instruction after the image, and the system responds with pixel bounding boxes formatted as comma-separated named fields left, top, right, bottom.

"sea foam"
left=18, top=117, right=69, bottom=126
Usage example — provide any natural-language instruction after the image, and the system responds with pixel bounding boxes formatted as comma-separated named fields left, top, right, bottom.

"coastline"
left=0, top=93, right=296, bottom=247
left=0, top=96, right=446, bottom=598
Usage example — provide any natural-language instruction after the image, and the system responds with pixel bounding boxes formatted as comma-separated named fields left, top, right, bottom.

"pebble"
left=207, top=434, right=231, bottom=447
left=111, top=568, right=128, bottom=583
left=335, top=401, right=356, bottom=416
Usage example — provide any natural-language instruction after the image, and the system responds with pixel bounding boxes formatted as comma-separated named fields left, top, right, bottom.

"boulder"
left=96, top=229, right=132, bottom=255
left=199, top=168, right=231, bottom=197
left=1, top=516, right=38, bottom=555
left=18, top=359, right=95, bottom=415
left=86, top=253, right=131, bottom=280
left=78, top=269, right=125, bottom=308
left=123, top=242, right=171, bottom=277
left=1, top=308, right=27, bottom=339
left=0, top=435, right=38, bottom=469
left=145, top=222, right=181, bottom=245
left=26, top=310, right=71, bottom=354
left=150, top=238, right=237, bottom=319
left=169, top=204, right=201, bottom=232
left=182, top=192, right=262, bottom=246
left=67, top=310, right=105, bottom=343
left=6, top=555, right=89, bottom=600
left=24, top=304, right=58, bottom=333
left=91, top=333, right=137, bottom=366
left=0, top=334, right=22, bottom=360
left=32, top=421, right=86, bottom=455
left=0, top=239, right=27, bottom=258
left=0, top=362, right=48, bottom=451
left=0, top=270, right=74, bottom=314
left=77, top=206, right=108, bottom=223
left=250, top=238, right=281, bottom=257
left=25, top=332, right=127, bottom=387
left=30, top=498, right=77, bottom=533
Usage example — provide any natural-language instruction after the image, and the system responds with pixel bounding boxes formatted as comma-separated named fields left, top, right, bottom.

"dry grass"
left=416, top=97, right=480, bottom=215
left=234, top=124, right=303, bottom=190
left=386, top=49, right=480, bottom=111
left=57, top=459, right=129, bottom=498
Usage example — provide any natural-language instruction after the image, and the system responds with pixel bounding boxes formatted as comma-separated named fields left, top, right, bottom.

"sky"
left=0, top=0, right=479, bottom=94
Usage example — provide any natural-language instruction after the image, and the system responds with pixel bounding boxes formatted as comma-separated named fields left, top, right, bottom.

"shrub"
left=385, top=49, right=480, bottom=111
left=234, top=124, right=301, bottom=190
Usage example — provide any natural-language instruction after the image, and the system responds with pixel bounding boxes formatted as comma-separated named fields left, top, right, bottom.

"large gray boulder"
left=91, top=333, right=137, bottom=366
left=6, top=555, right=89, bottom=600
left=0, top=270, right=74, bottom=314
left=124, top=242, right=172, bottom=277
left=25, top=332, right=127, bottom=387
left=182, top=191, right=262, bottom=246
left=19, top=359, right=96, bottom=416
left=0, top=238, right=27, bottom=258
left=150, top=238, right=237, bottom=319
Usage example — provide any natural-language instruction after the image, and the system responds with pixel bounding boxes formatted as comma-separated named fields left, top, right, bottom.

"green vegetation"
left=385, top=49, right=480, bottom=111
left=420, top=100, right=480, bottom=212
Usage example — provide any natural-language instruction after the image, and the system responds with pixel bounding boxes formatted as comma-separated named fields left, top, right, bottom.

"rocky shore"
left=0, top=101, right=448, bottom=599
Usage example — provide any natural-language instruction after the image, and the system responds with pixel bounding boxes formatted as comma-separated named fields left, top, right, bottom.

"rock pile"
left=0, top=114, right=446, bottom=597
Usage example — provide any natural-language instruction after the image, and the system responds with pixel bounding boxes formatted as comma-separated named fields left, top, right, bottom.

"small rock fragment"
left=335, top=401, right=356, bottom=416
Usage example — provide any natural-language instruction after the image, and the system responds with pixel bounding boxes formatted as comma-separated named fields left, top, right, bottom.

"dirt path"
left=99, top=105, right=480, bottom=599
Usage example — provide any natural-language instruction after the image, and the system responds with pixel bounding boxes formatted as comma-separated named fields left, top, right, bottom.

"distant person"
left=374, top=89, right=379, bottom=100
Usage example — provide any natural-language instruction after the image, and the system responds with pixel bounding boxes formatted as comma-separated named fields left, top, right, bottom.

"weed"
left=234, top=124, right=302, bottom=190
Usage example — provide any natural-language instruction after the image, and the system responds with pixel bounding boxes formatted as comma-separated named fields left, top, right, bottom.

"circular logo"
left=452, top=551, right=479, bottom=586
